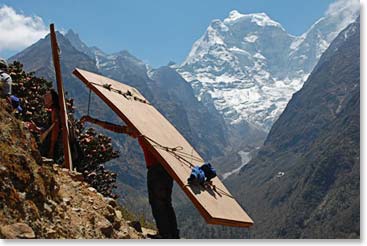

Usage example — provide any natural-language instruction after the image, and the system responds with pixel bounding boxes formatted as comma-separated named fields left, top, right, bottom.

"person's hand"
left=80, top=115, right=94, bottom=124
left=24, top=121, right=40, bottom=133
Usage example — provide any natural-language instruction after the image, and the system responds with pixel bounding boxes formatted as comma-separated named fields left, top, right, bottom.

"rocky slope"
left=227, top=17, right=360, bottom=238
left=177, top=2, right=359, bottom=132
left=0, top=101, right=154, bottom=239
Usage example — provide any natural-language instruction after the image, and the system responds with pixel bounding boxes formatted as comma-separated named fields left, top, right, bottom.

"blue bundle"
left=187, top=162, right=217, bottom=185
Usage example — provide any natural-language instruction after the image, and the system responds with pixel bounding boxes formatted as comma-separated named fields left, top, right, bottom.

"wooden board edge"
left=207, top=216, right=254, bottom=228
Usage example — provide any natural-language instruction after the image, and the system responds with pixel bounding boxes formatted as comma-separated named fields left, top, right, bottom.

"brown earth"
left=0, top=100, right=155, bottom=239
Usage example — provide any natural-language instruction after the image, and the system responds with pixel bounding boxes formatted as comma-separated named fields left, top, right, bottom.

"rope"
left=87, top=88, right=92, bottom=116
left=89, top=81, right=151, bottom=105
left=211, top=186, right=235, bottom=199
left=190, top=148, right=194, bottom=168
left=141, top=134, right=204, bottom=168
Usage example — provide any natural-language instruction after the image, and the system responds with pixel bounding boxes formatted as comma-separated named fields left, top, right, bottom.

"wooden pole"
left=50, top=23, right=73, bottom=171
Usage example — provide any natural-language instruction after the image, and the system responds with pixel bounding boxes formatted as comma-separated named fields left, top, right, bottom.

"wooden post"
left=50, top=24, right=73, bottom=171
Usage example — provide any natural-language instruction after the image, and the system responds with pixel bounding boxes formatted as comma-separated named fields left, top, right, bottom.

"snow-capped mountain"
left=177, top=2, right=359, bottom=131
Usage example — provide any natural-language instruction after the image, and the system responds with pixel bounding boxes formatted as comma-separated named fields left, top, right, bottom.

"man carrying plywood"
left=80, top=115, right=180, bottom=239
left=73, top=68, right=253, bottom=232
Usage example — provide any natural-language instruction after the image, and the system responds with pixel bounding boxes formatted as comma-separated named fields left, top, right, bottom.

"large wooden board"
left=50, top=24, right=73, bottom=171
left=73, top=68, right=253, bottom=227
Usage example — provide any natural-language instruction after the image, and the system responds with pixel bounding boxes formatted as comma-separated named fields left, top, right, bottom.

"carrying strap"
left=90, top=81, right=151, bottom=105
left=141, top=134, right=204, bottom=168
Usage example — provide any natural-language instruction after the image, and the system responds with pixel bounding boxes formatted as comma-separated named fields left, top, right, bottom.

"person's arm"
left=80, top=115, right=137, bottom=136
left=24, top=120, right=43, bottom=133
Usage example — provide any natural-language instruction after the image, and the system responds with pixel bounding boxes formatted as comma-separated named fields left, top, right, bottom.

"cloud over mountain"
left=0, top=5, right=48, bottom=53
left=325, top=0, right=359, bottom=33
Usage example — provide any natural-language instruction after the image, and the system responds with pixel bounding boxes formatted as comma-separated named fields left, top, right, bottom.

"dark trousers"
left=147, top=164, right=179, bottom=238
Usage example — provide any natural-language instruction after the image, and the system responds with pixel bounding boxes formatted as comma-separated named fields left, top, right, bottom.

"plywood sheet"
left=73, top=68, right=253, bottom=227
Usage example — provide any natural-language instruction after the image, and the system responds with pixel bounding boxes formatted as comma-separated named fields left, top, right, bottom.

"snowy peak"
left=209, top=19, right=229, bottom=33
left=177, top=4, right=359, bottom=131
left=224, top=10, right=284, bottom=29
left=182, top=10, right=291, bottom=68
left=227, top=10, right=243, bottom=20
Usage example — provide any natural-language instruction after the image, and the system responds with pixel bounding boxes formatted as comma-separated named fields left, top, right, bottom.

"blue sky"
left=1, top=0, right=340, bottom=67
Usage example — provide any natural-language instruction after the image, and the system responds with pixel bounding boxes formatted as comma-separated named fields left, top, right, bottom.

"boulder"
left=96, top=218, right=113, bottom=237
left=128, top=221, right=142, bottom=233
left=116, top=227, right=131, bottom=239
left=87, top=187, right=97, bottom=193
left=104, top=197, right=117, bottom=207
left=114, top=210, right=122, bottom=221
left=62, top=197, right=71, bottom=205
left=0, top=164, right=7, bottom=172
left=106, top=205, right=115, bottom=214
left=0, top=223, right=35, bottom=239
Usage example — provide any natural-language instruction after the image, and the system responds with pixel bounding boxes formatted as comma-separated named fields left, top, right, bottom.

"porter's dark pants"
left=147, top=164, right=179, bottom=238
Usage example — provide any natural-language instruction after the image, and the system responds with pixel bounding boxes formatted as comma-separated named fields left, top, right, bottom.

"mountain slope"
left=177, top=4, right=359, bottom=131
left=227, top=17, right=360, bottom=238
left=0, top=101, right=151, bottom=239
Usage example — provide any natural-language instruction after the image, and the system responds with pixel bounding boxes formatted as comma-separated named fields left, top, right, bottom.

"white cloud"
left=0, top=5, right=48, bottom=52
left=325, top=0, right=360, bottom=17
left=324, top=0, right=360, bottom=36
